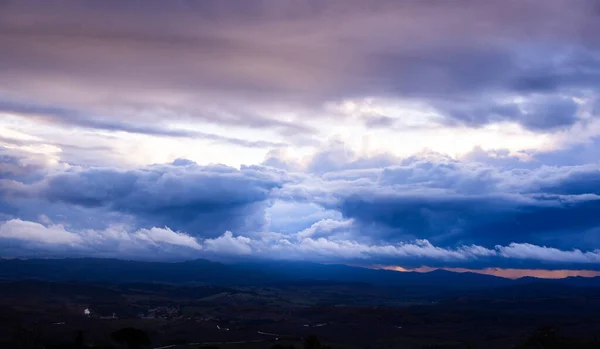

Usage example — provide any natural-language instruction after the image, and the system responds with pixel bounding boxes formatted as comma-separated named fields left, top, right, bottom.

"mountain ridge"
left=1, top=257, right=599, bottom=289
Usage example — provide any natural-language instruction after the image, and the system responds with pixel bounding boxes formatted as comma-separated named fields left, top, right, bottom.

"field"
left=2, top=280, right=600, bottom=349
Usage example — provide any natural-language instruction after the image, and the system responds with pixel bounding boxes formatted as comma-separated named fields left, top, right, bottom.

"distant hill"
left=0, top=258, right=269, bottom=285
left=236, top=260, right=513, bottom=288
left=1, top=258, right=598, bottom=291
left=456, top=281, right=600, bottom=300
left=515, top=275, right=600, bottom=288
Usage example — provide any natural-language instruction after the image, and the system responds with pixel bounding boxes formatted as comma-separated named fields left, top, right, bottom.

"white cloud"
left=133, top=227, right=202, bottom=250
left=0, top=219, right=201, bottom=257
left=0, top=219, right=82, bottom=245
left=298, top=218, right=354, bottom=238
left=204, top=231, right=253, bottom=255
left=1, top=219, right=600, bottom=267
left=497, top=243, right=600, bottom=264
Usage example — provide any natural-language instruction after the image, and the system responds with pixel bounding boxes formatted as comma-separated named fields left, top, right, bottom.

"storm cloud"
left=2, top=0, right=600, bottom=272
left=2, top=0, right=600, bottom=134
left=2, top=145, right=600, bottom=270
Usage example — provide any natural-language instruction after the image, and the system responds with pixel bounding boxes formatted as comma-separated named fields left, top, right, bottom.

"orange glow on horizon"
left=377, top=266, right=600, bottom=279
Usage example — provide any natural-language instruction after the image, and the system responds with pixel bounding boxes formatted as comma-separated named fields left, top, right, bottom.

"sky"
left=1, top=0, right=600, bottom=277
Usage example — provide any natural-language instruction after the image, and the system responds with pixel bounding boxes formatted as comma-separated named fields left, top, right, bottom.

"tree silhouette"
left=75, top=331, right=84, bottom=349
left=304, top=335, right=321, bottom=349
left=271, top=345, right=285, bottom=349
left=271, top=344, right=296, bottom=349
left=13, top=324, right=44, bottom=349
left=513, top=325, right=600, bottom=349
left=111, top=328, right=150, bottom=349
left=516, top=326, right=564, bottom=349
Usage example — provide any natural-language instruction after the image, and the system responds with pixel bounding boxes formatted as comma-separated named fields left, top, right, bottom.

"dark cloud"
left=0, top=147, right=49, bottom=182
left=0, top=154, right=38, bottom=181
left=277, top=155, right=600, bottom=249
left=437, top=96, right=581, bottom=131
left=368, top=45, right=515, bottom=99
left=511, top=74, right=562, bottom=93
left=510, top=51, right=600, bottom=94
left=515, top=97, right=580, bottom=130
left=262, top=149, right=600, bottom=253
left=1, top=0, right=599, bottom=132
left=1, top=149, right=600, bottom=268
left=35, top=162, right=289, bottom=235
left=2, top=1, right=600, bottom=270
left=0, top=150, right=290, bottom=235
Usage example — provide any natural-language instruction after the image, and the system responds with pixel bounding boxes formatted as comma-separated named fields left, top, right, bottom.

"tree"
left=512, top=326, right=600, bottom=349
left=13, top=324, right=44, bottom=349
left=516, top=326, right=563, bottom=349
left=271, top=345, right=295, bottom=349
left=75, top=331, right=84, bottom=349
left=304, top=335, right=321, bottom=349
left=111, top=328, right=150, bottom=349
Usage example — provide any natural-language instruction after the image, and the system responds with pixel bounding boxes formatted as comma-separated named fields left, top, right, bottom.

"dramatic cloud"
left=2, top=218, right=600, bottom=271
left=268, top=151, right=600, bottom=252
left=3, top=145, right=600, bottom=270
left=1, top=1, right=600, bottom=273
left=2, top=0, right=600, bottom=143
left=33, top=161, right=289, bottom=235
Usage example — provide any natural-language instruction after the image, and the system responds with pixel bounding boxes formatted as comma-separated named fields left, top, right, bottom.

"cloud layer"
left=1, top=1, right=600, bottom=272
left=2, top=0, right=600, bottom=145
left=2, top=145, right=600, bottom=270
left=2, top=218, right=599, bottom=270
